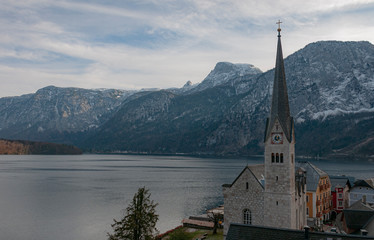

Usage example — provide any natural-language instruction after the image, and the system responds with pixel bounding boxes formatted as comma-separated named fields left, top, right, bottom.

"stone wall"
left=223, top=167, right=264, bottom=236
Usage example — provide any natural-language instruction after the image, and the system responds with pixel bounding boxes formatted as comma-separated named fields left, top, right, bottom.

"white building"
left=349, top=178, right=374, bottom=206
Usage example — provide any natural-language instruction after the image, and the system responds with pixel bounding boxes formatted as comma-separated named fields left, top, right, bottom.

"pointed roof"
left=222, top=164, right=265, bottom=189
left=296, top=161, right=328, bottom=192
left=264, top=28, right=293, bottom=142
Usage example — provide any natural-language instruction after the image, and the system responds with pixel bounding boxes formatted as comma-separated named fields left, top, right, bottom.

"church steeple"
left=264, top=22, right=293, bottom=142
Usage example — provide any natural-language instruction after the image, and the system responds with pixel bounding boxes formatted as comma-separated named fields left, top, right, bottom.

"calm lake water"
left=0, top=154, right=373, bottom=240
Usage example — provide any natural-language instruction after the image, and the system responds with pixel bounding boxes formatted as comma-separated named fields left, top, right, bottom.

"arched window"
left=271, top=153, right=275, bottom=163
left=243, top=209, right=252, bottom=225
left=280, top=153, right=283, bottom=163
left=276, top=153, right=279, bottom=163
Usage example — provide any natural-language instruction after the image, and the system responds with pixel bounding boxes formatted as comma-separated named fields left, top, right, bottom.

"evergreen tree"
left=108, top=187, right=158, bottom=240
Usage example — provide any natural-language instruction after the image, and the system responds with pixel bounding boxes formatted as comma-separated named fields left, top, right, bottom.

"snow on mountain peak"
left=190, top=62, right=262, bottom=93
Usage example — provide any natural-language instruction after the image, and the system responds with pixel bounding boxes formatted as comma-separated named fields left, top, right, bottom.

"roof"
left=222, top=164, right=265, bottom=189
left=353, top=179, right=374, bottom=189
left=226, top=223, right=374, bottom=240
left=350, top=199, right=374, bottom=211
left=296, top=161, right=328, bottom=192
left=344, top=210, right=374, bottom=231
left=264, top=31, right=293, bottom=143
left=223, top=164, right=306, bottom=190
left=330, top=175, right=352, bottom=190
left=181, top=218, right=214, bottom=229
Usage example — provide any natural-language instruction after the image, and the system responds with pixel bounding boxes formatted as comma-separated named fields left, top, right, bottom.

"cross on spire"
left=276, top=20, right=282, bottom=36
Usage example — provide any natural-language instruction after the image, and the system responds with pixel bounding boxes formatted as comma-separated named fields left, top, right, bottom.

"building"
left=297, top=161, right=332, bottom=223
left=330, top=176, right=352, bottom=218
left=336, top=198, right=374, bottom=237
left=223, top=25, right=307, bottom=237
left=226, top=223, right=374, bottom=240
left=349, top=178, right=374, bottom=206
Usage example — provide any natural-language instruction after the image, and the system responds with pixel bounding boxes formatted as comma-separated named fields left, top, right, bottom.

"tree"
left=207, top=209, right=223, bottom=235
left=108, top=187, right=159, bottom=240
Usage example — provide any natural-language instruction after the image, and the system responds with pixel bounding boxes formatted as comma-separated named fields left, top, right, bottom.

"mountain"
left=1, top=41, right=374, bottom=159
left=0, top=86, right=136, bottom=143
left=87, top=41, right=374, bottom=158
left=186, top=62, right=262, bottom=93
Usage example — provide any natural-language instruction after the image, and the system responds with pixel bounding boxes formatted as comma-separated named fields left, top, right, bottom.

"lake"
left=0, top=154, right=373, bottom=240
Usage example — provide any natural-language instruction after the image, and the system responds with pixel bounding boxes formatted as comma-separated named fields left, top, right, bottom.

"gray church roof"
left=226, top=223, right=374, bottom=240
left=223, top=164, right=306, bottom=190
left=264, top=29, right=294, bottom=142
left=222, top=164, right=265, bottom=189
left=296, top=161, right=328, bottom=192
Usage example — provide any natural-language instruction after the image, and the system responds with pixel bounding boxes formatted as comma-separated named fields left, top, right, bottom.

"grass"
left=163, top=227, right=223, bottom=240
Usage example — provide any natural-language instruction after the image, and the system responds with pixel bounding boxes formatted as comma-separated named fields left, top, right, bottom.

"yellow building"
left=298, top=162, right=332, bottom=223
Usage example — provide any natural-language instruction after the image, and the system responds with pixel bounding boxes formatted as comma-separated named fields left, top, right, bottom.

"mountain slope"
left=1, top=41, right=374, bottom=158
left=0, top=86, right=135, bottom=143
left=87, top=41, right=374, bottom=158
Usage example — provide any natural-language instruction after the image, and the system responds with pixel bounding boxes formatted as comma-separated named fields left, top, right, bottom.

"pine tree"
left=108, top=187, right=158, bottom=240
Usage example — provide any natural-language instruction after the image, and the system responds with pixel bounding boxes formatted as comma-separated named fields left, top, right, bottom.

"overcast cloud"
left=1, top=0, right=374, bottom=97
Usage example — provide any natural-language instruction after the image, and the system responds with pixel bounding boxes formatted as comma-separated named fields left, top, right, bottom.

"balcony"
left=323, top=208, right=330, bottom=214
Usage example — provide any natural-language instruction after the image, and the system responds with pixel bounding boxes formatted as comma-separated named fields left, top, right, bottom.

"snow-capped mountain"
left=1, top=40, right=374, bottom=158
left=186, top=62, right=262, bottom=93
left=0, top=86, right=136, bottom=142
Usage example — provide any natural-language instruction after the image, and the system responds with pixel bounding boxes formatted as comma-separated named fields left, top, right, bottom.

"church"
left=222, top=24, right=307, bottom=237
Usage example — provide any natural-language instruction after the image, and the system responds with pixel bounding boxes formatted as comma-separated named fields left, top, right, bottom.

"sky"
left=1, top=0, right=374, bottom=98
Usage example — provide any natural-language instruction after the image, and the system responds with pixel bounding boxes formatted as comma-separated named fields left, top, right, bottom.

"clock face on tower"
left=271, top=133, right=283, bottom=144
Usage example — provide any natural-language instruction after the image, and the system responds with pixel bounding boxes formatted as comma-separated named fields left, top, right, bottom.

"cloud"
left=0, top=0, right=374, bottom=97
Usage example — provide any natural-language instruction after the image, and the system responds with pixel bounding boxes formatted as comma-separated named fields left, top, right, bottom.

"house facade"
left=349, top=179, right=374, bottom=206
left=330, top=176, right=351, bottom=218
left=297, top=162, right=332, bottom=223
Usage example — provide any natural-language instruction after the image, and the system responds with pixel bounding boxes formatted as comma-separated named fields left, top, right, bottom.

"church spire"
left=264, top=21, right=293, bottom=142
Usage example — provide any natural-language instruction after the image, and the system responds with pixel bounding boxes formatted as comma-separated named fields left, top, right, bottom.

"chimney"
left=362, top=195, right=367, bottom=204
left=361, top=229, right=368, bottom=236
left=304, top=226, right=310, bottom=240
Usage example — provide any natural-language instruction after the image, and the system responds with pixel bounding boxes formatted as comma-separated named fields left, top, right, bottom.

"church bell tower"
left=263, top=22, right=297, bottom=229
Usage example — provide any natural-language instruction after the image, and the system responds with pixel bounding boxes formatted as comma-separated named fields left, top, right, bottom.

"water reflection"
left=0, top=154, right=372, bottom=240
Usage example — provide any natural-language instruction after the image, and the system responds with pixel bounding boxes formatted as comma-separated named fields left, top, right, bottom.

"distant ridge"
left=1, top=40, right=374, bottom=159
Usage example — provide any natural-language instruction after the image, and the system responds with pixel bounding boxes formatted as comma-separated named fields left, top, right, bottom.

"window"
left=280, top=153, right=283, bottom=163
left=338, top=201, right=343, bottom=207
left=306, top=195, right=309, bottom=202
left=276, top=176, right=278, bottom=182
left=291, top=154, right=294, bottom=163
left=276, top=153, right=279, bottom=163
left=243, top=209, right=252, bottom=225
left=338, top=193, right=342, bottom=199
left=272, top=153, right=275, bottom=163
left=246, top=182, right=249, bottom=190
left=306, top=207, right=309, bottom=215
left=276, top=201, right=278, bottom=206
